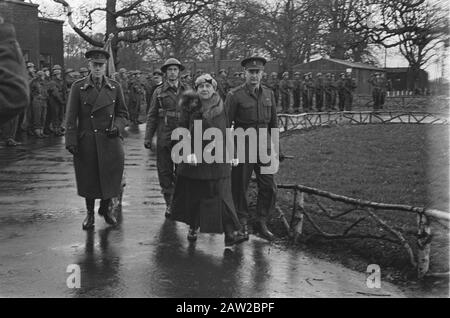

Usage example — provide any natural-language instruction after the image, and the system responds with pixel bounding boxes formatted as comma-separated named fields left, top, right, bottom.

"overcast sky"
left=32, top=0, right=446, bottom=79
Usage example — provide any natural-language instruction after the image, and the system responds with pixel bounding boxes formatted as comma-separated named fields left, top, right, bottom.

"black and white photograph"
left=0, top=0, right=449, bottom=300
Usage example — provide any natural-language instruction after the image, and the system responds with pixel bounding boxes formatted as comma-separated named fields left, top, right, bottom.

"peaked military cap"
left=85, top=49, right=110, bottom=64
left=241, top=56, right=266, bottom=70
left=26, top=62, right=35, bottom=68
left=52, top=64, right=62, bottom=70
left=79, top=67, right=89, bottom=73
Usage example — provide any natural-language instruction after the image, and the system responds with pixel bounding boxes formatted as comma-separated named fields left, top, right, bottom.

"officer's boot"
left=256, top=218, right=275, bottom=241
left=100, top=199, right=117, bottom=226
left=82, top=210, right=95, bottom=230
left=239, top=218, right=249, bottom=241
left=163, top=193, right=172, bottom=219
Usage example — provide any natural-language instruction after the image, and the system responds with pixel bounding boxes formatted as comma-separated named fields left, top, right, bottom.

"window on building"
left=40, top=54, right=52, bottom=69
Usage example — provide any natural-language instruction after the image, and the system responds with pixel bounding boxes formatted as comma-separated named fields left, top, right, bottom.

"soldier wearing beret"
left=224, top=56, right=282, bottom=241
left=65, top=48, right=129, bottom=230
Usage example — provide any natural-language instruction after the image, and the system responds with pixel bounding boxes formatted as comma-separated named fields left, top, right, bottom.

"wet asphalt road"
left=0, top=125, right=407, bottom=298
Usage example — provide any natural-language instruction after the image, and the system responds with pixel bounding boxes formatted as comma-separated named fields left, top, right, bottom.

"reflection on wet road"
left=0, top=125, right=405, bottom=297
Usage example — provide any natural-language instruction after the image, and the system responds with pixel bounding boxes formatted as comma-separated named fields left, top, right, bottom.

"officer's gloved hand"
left=66, top=145, right=78, bottom=156
left=107, top=126, right=120, bottom=138
left=144, top=140, right=154, bottom=151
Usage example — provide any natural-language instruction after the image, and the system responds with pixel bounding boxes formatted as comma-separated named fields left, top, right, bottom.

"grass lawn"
left=255, top=123, right=449, bottom=293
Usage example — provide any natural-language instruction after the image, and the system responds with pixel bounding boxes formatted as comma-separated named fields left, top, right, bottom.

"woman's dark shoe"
left=225, top=232, right=247, bottom=247
left=187, top=227, right=197, bottom=242
left=82, top=210, right=95, bottom=230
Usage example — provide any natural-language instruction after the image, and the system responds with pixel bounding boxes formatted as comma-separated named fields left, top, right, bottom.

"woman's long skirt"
left=171, top=176, right=241, bottom=233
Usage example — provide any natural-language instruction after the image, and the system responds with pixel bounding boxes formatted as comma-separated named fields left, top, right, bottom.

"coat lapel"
left=91, top=77, right=115, bottom=113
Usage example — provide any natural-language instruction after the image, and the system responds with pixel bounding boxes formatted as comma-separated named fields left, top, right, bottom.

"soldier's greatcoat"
left=65, top=75, right=129, bottom=199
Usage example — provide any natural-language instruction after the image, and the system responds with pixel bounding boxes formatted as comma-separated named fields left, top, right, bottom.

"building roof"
left=325, top=58, right=381, bottom=70
left=294, top=57, right=382, bottom=71
left=39, top=17, right=65, bottom=24
left=5, top=0, right=38, bottom=8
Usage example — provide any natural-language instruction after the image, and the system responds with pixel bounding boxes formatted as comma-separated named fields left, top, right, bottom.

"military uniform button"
left=94, top=129, right=98, bottom=132
left=90, top=115, right=94, bottom=119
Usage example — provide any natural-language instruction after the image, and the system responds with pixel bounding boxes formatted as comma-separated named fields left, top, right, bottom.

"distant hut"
left=383, top=67, right=429, bottom=94
left=293, top=58, right=384, bottom=95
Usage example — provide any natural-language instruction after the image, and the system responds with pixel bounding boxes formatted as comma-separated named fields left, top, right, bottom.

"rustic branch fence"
left=266, top=110, right=449, bottom=279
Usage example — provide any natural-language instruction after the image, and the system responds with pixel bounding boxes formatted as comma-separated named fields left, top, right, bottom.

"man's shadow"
left=70, top=226, right=124, bottom=297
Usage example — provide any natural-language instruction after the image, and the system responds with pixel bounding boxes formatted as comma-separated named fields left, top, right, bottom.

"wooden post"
left=291, top=191, right=304, bottom=243
left=417, top=213, right=432, bottom=279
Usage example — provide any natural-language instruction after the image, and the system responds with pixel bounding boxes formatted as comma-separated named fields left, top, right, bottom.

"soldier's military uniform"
left=225, top=56, right=279, bottom=241
left=65, top=49, right=128, bottom=230
left=343, top=74, right=357, bottom=111
left=47, top=68, right=66, bottom=136
left=128, top=71, right=145, bottom=124
left=117, top=68, right=130, bottom=109
left=279, top=72, right=293, bottom=113
left=292, top=72, right=302, bottom=112
left=314, top=73, right=324, bottom=111
left=337, top=73, right=346, bottom=111
left=30, top=71, right=49, bottom=137
left=324, top=73, right=334, bottom=111
left=144, top=58, right=189, bottom=216
left=303, top=73, right=314, bottom=112
left=330, top=74, right=338, bottom=110
left=369, top=72, right=387, bottom=111
left=266, top=72, right=280, bottom=112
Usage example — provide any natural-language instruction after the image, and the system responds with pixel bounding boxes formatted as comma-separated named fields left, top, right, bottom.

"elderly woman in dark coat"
left=65, top=49, right=128, bottom=230
left=171, top=74, right=245, bottom=247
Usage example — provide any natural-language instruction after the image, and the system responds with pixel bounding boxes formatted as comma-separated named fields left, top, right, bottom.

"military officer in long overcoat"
left=65, top=49, right=129, bottom=230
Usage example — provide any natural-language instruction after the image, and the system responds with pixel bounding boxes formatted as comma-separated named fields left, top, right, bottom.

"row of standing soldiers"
left=1, top=62, right=84, bottom=146
left=212, top=70, right=357, bottom=114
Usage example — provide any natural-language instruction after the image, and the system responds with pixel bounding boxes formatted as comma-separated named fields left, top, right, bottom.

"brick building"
left=0, top=0, right=64, bottom=68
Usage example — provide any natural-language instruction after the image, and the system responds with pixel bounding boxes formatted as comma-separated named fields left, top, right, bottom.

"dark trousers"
left=325, top=92, right=333, bottom=110
left=372, top=90, right=386, bottom=110
left=32, top=99, right=47, bottom=130
left=1, top=115, right=19, bottom=140
left=315, top=90, right=323, bottom=111
left=302, top=92, right=312, bottom=111
left=231, top=162, right=277, bottom=223
left=338, top=92, right=345, bottom=111
left=156, top=141, right=176, bottom=198
left=49, top=102, right=64, bottom=130
left=293, top=91, right=301, bottom=111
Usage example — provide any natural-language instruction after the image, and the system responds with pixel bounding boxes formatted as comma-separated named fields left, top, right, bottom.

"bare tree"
left=53, top=0, right=211, bottom=64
